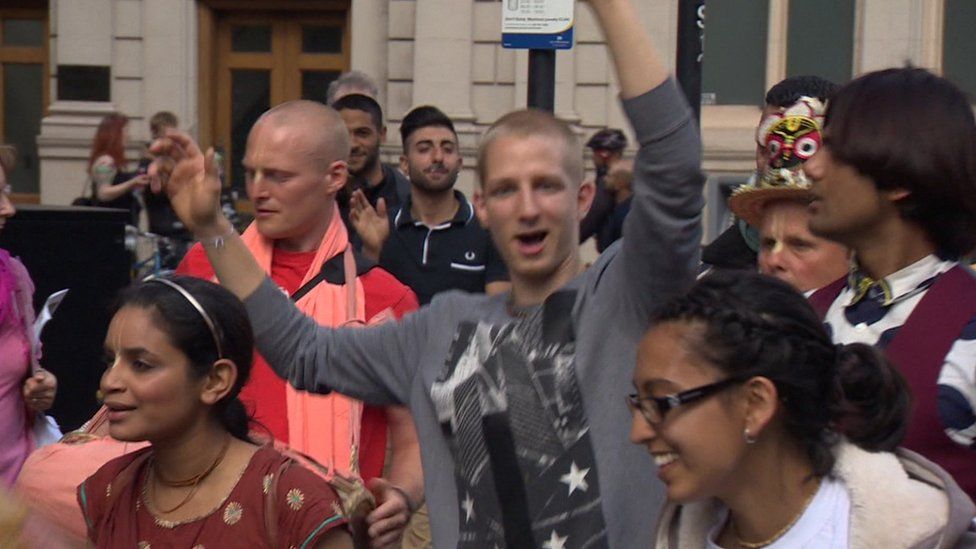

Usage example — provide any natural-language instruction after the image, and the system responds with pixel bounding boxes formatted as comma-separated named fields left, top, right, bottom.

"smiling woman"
left=78, top=277, right=352, bottom=549
left=631, top=271, right=976, bottom=548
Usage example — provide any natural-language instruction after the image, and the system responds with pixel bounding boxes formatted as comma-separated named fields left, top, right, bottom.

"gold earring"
left=95, top=389, right=104, bottom=403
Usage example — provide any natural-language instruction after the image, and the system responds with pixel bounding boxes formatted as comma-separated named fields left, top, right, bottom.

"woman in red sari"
left=78, top=276, right=352, bottom=548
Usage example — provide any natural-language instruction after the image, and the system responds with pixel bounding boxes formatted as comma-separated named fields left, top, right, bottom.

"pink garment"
left=238, top=216, right=366, bottom=477
left=0, top=250, right=34, bottom=486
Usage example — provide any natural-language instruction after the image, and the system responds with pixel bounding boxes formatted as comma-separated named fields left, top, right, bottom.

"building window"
left=786, top=0, right=854, bottom=83
left=0, top=8, right=48, bottom=198
left=703, top=0, right=857, bottom=106
left=944, top=0, right=976, bottom=100
left=701, top=0, right=769, bottom=106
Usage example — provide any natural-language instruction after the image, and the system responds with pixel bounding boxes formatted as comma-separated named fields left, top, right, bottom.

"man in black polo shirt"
left=349, top=105, right=509, bottom=304
left=333, top=93, right=410, bottom=249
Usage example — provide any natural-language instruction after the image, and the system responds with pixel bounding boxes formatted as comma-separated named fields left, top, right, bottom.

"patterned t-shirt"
left=822, top=254, right=976, bottom=448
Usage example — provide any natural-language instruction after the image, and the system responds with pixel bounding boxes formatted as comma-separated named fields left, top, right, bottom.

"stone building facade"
left=1, top=0, right=972, bottom=243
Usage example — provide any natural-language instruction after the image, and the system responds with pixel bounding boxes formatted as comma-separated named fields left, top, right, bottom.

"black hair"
left=113, top=276, right=255, bottom=442
left=399, top=105, right=457, bottom=154
left=764, top=75, right=839, bottom=108
left=651, top=270, right=910, bottom=476
left=331, top=93, right=384, bottom=131
left=823, top=67, right=976, bottom=259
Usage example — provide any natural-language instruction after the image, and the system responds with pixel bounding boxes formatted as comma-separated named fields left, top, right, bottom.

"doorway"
left=0, top=6, right=48, bottom=204
left=204, top=4, right=349, bottom=198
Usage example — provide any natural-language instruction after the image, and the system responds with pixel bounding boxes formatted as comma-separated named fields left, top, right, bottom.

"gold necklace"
left=731, top=478, right=821, bottom=549
left=150, top=436, right=232, bottom=514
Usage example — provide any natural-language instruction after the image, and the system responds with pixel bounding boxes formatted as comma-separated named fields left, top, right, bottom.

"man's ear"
left=577, top=179, right=596, bottom=219
left=399, top=154, right=409, bottom=176
left=325, top=160, right=348, bottom=195
left=473, top=188, right=489, bottom=228
left=380, top=125, right=387, bottom=144
left=200, top=359, right=238, bottom=406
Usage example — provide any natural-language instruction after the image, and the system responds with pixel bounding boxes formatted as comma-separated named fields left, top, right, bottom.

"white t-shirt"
left=706, top=477, right=851, bottom=549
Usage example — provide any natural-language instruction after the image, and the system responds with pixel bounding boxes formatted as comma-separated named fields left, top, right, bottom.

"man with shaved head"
left=176, top=100, right=423, bottom=548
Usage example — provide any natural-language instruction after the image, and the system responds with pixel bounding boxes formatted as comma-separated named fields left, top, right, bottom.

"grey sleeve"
left=603, top=78, right=705, bottom=319
left=242, top=277, right=427, bottom=406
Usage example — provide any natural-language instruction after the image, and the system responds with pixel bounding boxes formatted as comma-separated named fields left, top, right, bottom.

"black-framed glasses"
left=626, top=377, right=745, bottom=425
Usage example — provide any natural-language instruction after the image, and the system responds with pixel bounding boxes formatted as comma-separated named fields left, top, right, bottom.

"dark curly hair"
left=764, top=75, right=838, bottom=108
left=113, top=276, right=255, bottom=442
left=651, top=270, right=910, bottom=476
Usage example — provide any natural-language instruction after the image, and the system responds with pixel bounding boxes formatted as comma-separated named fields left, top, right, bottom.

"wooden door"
left=213, top=11, right=348, bottom=200
left=0, top=6, right=48, bottom=204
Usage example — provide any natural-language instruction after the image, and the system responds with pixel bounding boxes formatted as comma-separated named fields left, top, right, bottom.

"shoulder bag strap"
left=343, top=245, right=358, bottom=322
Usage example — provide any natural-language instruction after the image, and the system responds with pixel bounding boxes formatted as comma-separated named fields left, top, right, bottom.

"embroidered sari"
left=78, top=446, right=348, bottom=548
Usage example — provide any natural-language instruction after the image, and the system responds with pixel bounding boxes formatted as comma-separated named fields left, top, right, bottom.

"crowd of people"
left=0, top=0, right=973, bottom=546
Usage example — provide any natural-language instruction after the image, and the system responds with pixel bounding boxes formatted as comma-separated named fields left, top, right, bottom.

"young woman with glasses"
left=629, top=270, right=975, bottom=548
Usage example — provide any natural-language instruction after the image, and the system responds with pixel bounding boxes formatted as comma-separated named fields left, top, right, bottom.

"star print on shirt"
left=559, top=461, right=590, bottom=495
left=461, top=492, right=475, bottom=523
left=543, top=530, right=568, bottom=549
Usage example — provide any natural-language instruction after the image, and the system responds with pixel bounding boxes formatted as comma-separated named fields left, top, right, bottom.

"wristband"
left=198, top=227, right=236, bottom=250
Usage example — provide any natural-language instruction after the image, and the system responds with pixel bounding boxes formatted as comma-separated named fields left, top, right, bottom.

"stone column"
left=39, top=0, right=117, bottom=205
left=142, top=0, right=197, bottom=140
left=410, top=0, right=478, bottom=195
left=350, top=0, right=388, bottom=106
left=857, top=0, right=927, bottom=73
left=411, top=0, right=475, bottom=120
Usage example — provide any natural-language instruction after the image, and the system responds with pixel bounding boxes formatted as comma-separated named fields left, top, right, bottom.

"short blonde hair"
left=477, top=110, right=583, bottom=186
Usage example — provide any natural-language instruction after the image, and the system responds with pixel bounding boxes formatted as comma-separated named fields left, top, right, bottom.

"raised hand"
left=348, top=190, right=390, bottom=261
left=148, top=130, right=229, bottom=237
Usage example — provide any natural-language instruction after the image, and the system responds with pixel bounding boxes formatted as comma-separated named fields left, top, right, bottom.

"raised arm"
left=586, top=0, right=667, bottom=98
left=586, top=0, right=706, bottom=316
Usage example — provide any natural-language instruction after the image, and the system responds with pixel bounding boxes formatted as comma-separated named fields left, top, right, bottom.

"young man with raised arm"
left=152, top=0, right=704, bottom=545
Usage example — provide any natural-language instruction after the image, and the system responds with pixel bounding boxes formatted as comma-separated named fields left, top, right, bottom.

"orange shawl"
left=240, top=214, right=366, bottom=477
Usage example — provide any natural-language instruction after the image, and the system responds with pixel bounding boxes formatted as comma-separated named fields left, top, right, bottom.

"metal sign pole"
left=527, top=49, right=556, bottom=112
left=502, top=0, right=573, bottom=114
left=676, top=0, right=705, bottom=123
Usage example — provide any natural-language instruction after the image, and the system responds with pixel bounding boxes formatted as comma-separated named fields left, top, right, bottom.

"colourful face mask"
left=729, top=96, right=827, bottom=226
left=755, top=96, right=826, bottom=187
left=765, top=115, right=822, bottom=170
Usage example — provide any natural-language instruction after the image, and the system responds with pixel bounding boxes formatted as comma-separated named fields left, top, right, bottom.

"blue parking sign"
left=501, top=0, right=575, bottom=50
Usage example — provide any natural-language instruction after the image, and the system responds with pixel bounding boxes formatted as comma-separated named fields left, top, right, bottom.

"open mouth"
left=652, top=452, right=679, bottom=468
left=515, top=231, right=547, bottom=255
